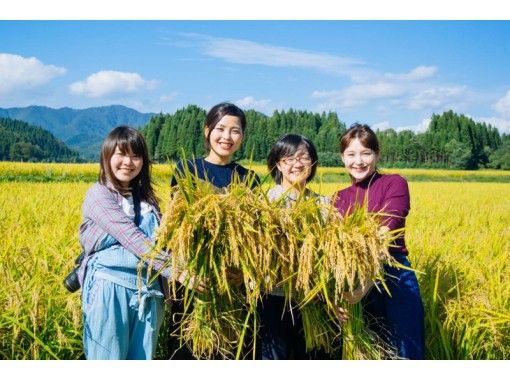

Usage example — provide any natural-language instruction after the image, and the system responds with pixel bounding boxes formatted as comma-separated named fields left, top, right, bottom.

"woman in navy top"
left=334, top=123, right=425, bottom=359
left=168, top=102, right=259, bottom=359
left=171, top=102, right=259, bottom=190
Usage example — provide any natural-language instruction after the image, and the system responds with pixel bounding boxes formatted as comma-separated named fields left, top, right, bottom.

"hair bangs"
left=115, top=130, right=146, bottom=157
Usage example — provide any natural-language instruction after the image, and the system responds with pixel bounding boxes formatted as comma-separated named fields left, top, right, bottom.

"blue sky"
left=1, top=20, right=509, bottom=133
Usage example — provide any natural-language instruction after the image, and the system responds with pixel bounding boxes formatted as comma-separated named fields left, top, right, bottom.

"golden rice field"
left=0, top=163, right=509, bottom=359
left=2, top=161, right=510, bottom=183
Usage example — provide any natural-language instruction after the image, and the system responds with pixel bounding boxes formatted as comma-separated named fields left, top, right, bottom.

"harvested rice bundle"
left=276, top=197, right=399, bottom=356
left=154, top=170, right=283, bottom=358
left=319, top=205, right=398, bottom=304
left=151, top=165, right=398, bottom=359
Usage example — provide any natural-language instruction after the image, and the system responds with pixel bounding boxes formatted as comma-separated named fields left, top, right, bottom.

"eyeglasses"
left=281, top=156, right=313, bottom=166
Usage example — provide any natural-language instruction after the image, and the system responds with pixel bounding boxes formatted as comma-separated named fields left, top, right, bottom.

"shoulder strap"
left=132, top=188, right=141, bottom=226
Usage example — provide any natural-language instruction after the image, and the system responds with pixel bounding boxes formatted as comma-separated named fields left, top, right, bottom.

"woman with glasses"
left=256, top=134, right=344, bottom=359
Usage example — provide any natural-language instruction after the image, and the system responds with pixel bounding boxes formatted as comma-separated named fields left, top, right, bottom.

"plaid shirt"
left=79, top=182, right=170, bottom=277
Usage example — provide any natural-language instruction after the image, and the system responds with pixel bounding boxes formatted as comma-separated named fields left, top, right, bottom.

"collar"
left=352, top=171, right=381, bottom=189
left=273, top=184, right=313, bottom=201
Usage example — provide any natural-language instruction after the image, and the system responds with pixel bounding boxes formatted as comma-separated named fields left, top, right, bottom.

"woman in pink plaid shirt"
left=79, top=126, right=171, bottom=359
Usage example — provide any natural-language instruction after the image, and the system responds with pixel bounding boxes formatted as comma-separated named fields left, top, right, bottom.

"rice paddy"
left=2, top=161, right=509, bottom=183
left=0, top=163, right=508, bottom=359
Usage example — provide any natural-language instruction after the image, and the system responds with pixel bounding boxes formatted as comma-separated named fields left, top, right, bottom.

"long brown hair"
left=99, top=126, right=159, bottom=207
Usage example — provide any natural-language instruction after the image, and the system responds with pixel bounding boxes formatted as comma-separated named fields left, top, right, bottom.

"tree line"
left=142, top=105, right=344, bottom=166
left=142, top=106, right=509, bottom=170
left=0, top=117, right=81, bottom=162
left=2, top=107, right=508, bottom=170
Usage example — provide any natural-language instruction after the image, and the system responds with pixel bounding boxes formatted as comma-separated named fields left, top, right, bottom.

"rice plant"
left=1, top=167, right=508, bottom=359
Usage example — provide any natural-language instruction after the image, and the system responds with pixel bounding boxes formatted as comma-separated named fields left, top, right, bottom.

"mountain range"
left=0, top=105, right=154, bottom=160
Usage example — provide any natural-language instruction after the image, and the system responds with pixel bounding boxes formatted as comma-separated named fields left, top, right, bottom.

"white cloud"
left=69, top=70, right=157, bottom=98
left=476, top=116, right=510, bottom=134
left=311, top=65, right=444, bottom=111
left=372, top=121, right=390, bottom=130
left=235, top=96, right=271, bottom=109
left=372, top=118, right=431, bottom=133
left=396, top=118, right=431, bottom=133
left=0, top=53, right=66, bottom=94
left=493, top=90, right=510, bottom=118
left=159, top=92, right=178, bottom=103
left=313, top=82, right=405, bottom=108
left=407, top=86, right=467, bottom=110
left=182, top=33, right=366, bottom=78
left=384, top=65, right=438, bottom=82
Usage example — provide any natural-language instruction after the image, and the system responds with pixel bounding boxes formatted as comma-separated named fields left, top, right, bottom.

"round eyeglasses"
left=281, top=156, right=313, bottom=165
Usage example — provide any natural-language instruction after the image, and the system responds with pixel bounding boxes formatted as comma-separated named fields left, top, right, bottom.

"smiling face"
left=205, top=115, right=244, bottom=164
left=109, top=146, right=143, bottom=187
left=276, top=145, right=313, bottom=190
left=341, top=137, right=379, bottom=183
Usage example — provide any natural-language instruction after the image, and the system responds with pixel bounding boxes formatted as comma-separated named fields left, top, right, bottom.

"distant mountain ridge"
left=0, top=105, right=154, bottom=160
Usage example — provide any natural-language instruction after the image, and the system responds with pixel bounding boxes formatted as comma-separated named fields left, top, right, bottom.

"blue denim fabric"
left=82, top=211, right=165, bottom=359
left=91, top=211, right=159, bottom=287
left=361, top=254, right=425, bottom=359
left=82, top=276, right=164, bottom=359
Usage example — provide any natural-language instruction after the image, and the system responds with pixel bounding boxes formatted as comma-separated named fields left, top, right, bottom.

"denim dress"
left=82, top=202, right=165, bottom=360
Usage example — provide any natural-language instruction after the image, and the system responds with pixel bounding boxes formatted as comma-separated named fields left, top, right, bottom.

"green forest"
left=142, top=106, right=510, bottom=170
left=2, top=106, right=510, bottom=170
left=0, top=118, right=81, bottom=162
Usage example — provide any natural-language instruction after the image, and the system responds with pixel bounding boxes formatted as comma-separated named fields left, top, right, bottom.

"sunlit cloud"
left=69, top=70, right=157, bottom=98
left=372, top=121, right=391, bottom=130
left=0, top=53, right=66, bottom=94
left=382, top=66, right=438, bottom=82
left=235, top=96, right=271, bottom=110
left=493, top=90, right=510, bottom=118
left=476, top=116, right=510, bottom=134
left=395, top=118, right=432, bottom=133
left=181, top=33, right=368, bottom=78
left=313, top=82, right=405, bottom=108
left=159, top=92, right=178, bottom=104
left=407, top=86, right=467, bottom=110
left=311, top=64, right=449, bottom=112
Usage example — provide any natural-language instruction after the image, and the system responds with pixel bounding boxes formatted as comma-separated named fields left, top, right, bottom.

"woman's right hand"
left=334, top=305, right=349, bottom=322
left=342, top=279, right=374, bottom=304
left=176, top=270, right=207, bottom=293
left=226, top=267, right=244, bottom=287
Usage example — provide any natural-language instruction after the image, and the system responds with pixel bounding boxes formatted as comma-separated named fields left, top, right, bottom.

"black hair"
left=267, top=134, right=319, bottom=185
left=204, top=102, right=247, bottom=152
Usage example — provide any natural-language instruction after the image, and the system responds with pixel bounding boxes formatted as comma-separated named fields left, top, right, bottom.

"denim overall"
left=82, top=208, right=164, bottom=360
